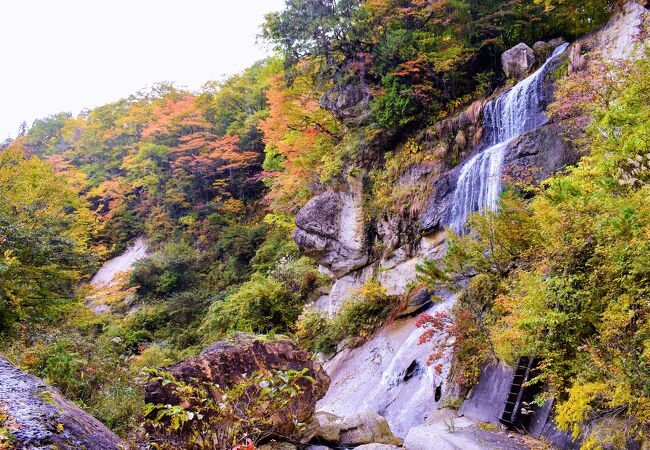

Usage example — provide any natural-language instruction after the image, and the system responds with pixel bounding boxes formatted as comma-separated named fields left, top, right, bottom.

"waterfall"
left=449, top=43, right=569, bottom=233
left=317, top=295, right=456, bottom=437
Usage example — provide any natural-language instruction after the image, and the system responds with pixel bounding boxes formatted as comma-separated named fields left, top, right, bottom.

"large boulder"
left=144, top=334, right=329, bottom=433
left=501, top=43, right=536, bottom=80
left=320, top=77, right=373, bottom=127
left=533, top=40, right=553, bottom=60
left=293, top=178, right=368, bottom=277
left=304, top=411, right=403, bottom=447
left=0, top=356, right=123, bottom=450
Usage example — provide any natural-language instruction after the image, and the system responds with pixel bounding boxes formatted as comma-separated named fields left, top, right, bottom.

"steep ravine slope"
left=295, top=1, right=650, bottom=447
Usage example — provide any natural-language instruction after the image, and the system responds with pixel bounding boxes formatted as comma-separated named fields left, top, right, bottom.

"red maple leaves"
left=143, top=95, right=258, bottom=176
left=416, top=310, right=456, bottom=371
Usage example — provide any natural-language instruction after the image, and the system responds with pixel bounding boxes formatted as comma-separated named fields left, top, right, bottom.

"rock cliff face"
left=293, top=176, right=367, bottom=277
left=502, top=123, right=578, bottom=186
left=320, top=77, right=373, bottom=128
left=296, top=38, right=571, bottom=291
left=580, top=0, right=649, bottom=59
left=0, top=356, right=123, bottom=450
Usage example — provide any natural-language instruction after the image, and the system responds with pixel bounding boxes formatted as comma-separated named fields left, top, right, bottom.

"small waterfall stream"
left=449, top=43, right=569, bottom=232
left=318, top=295, right=456, bottom=437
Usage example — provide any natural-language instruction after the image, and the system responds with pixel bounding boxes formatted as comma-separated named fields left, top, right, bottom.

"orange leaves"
left=260, top=73, right=335, bottom=161
left=232, top=438, right=256, bottom=450
left=141, top=94, right=258, bottom=177
left=416, top=310, right=456, bottom=370
left=392, top=56, right=428, bottom=77
left=173, top=132, right=257, bottom=175
left=88, top=177, right=131, bottom=219
left=142, top=95, right=211, bottom=139
left=259, top=70, right=340, bottom=212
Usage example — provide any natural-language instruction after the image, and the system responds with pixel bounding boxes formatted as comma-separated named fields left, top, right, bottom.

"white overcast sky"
left=0, top=0, right=286, bottom=139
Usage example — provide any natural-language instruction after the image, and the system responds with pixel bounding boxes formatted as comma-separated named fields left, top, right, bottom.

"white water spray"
left=449, top=43, right=569, bottom=233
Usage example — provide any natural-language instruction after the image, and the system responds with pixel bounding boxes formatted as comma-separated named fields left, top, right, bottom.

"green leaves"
left=142, top=367, right=314, bottom=449
left=0, top=146, right=96, bottom=334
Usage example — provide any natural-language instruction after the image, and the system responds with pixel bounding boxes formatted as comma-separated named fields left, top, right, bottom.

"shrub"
left=296, top=278, right=398, bottom=354
left=208, top=274, right=294, bottom=335
left=132, top=241, right=201, bottom=296
left=270, top=256, right=328, bottom=298
left=89, top=382, right=142, bottom=436
left=203, top=257, right=327, bottom=337
left=143, top=368, right=314, bottom=450
left=250, top=223, right=299, bottom=274
left=0, top=404, right=17, bottom=449
left=333, top=278, right=395, bottom=347
left=294, top=308, right=338, bottom=354
left=11, top=330, right=144, bottom=436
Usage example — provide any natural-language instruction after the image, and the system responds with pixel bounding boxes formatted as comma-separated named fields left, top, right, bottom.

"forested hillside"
left=0, top=1, right=648, bottom=449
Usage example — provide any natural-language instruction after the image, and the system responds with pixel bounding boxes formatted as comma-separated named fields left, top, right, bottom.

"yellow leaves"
left=555, top=379, right=650, bottom=449
left=352, top=277, right=388, bottom=302
left=533, top=0, right=556, bottom=12
left=490, top=272, right=546, bottom=363
left=218, top=198, right=245, bottom=215
left=556, top=382, right=608, bottom=439
left=598, top=294, right=634, bottom=343
left=0, top=148, right=95, bottom=251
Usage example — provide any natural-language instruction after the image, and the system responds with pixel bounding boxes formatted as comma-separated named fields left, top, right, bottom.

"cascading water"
left=317, top=295, right=456, bottom=437
left=449, top=43, right=569, bottom=233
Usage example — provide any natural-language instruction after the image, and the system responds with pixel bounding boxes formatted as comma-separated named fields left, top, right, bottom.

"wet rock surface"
left=0, top=356, right=123, bottom=450
left=420, top=167, right=460, bottom=231
left=145, top=334, right=329, bottom=432
left=503, top=123, right=578, bottom=185
left=317, top=297, right=457, bottom=438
